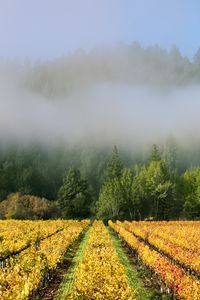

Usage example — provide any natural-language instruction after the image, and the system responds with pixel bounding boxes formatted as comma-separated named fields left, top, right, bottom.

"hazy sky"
left=0, top=0, right=200, bottom=60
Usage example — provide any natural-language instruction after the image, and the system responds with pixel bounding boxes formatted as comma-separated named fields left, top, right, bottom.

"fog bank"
left=1, top=78, right=200, bottom=147
left=1, top=44, right=200, bottom=148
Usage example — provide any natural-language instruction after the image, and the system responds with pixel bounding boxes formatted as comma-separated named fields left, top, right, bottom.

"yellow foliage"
left=68, top=220, right=136, bottom=300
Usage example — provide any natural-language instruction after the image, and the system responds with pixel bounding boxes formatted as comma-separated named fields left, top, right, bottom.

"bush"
left=0, top=192, right=59, bottom=220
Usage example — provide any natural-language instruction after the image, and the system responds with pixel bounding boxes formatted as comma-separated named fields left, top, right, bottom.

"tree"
left=164, top=137, right=178, bottom=172
left=97, top=166, right=136, bottom=220
left=79, top=146, right=107, bottom=212
left=132, top=165, right=147, bottom=220
left=193, top=48, right=200, bottom=66
left=120, top=168, right=135, bottom=219
left=96, top=146, right=125, bottom=220
left=182, top=168, right=200, bottom=219
left=96, top=178, right=124, bottom=220
left=0, top=160, right=17, bottom=200
left=58, top=168, right=90, bottom=218
left=0, top=193, right=57, bottom=220
left=150, top=144, right=161, bottom=162
left=132, top=160, right=175, bottom=220
left=105, top=146, right=123, bottom=181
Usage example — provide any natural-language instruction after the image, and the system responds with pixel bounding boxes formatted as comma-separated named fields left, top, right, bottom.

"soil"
left=31, top=231, right=85, bottom=300
left=111, top=229, right=176, bottom=299
left=39, top=258, right=71, bottom=300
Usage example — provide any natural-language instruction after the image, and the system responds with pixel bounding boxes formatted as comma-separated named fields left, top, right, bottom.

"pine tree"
left=193, top=48, right=200, bottom=66
left=132, top=160, right=175, bottom=220
left=96, top=178, right=124, bottom=220
left=97, top=146, right=125, bottom=220
left=120, top=168, right=134, bottom=219
left=183, top=168, right=200, bottom=219
left=164, top=137, right=178, bottom=172
left=105, top=146, right=123, bottom=181
left=150, top=144, right=161, bottom=162
left=58, top=168, right=90, bottom=218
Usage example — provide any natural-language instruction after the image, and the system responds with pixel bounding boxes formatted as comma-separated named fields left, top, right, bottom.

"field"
left=0, top=220, right=200, bottom=300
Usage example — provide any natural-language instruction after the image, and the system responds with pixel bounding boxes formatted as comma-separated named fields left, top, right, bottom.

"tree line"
left=58, top=145, right=200, bottom=221
left=2, top=42, right=200, bottom=99
left=0, top=142, right=200, bottom=220
left=24, top=43, right=200, bottom=97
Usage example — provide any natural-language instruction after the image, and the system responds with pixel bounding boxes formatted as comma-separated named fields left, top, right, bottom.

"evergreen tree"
left=193, top=48, right=200, bottom=66
left=164, top=137, right=178, bottom=172
left=97, top=168, right=135, bottom=220
left=132, top=160, right=175, bottom=220
left=96, top=178, right=124, bottom=220
left=150, top=144, right=161, bottom=162
left=97, top=146, right=125, bottom=220
left=58, top=168, right=90, bottom=218
left=182, top=168, right=200, bottom=219
left=105, top=146, right=123, bottom=181
left=120, top=168, right=135, bottom=219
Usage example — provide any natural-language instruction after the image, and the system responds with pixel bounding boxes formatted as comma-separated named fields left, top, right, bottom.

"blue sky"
left=0, top=0, right=200, bottom=60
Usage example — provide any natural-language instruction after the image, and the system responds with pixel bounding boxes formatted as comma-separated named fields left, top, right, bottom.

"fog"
left=0, top=76, right=200, bottom=148
left=0, top=44, right=200, bottom=149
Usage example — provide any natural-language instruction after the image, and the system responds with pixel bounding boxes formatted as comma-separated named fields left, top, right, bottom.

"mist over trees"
left=1, top=42, right=200, bottom=220
left=23, top=43, right=200, bottom=98
left=1, top=42, right=200, bottom=99
left=1, top=42, right=200, bottom=147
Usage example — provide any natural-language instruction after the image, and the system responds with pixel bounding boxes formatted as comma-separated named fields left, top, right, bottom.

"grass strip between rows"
left=110, top=221, right=200, bottom=300
left=54, top=226, right=92, bottom=300
left=108, top=227, right=150, bottom=300
left=66, top=221, right=136, bottom=299
left=108, top=227, right=172, bottom=300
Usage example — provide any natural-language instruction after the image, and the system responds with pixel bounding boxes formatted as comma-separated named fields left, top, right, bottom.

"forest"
left=0, top=141, right=200, bottom=221
left=1, top=42, right=200, bottom=220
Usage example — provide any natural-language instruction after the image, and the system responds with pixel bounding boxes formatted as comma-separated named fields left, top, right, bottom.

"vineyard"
left=0, top=220, right=200, bottom=299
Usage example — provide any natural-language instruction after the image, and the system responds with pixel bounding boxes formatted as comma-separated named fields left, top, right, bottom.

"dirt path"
left=53, top=226, right=92, bottom=300
left=34, top=227, right=91, bottom=300
left=108, top=227, right=175, bottom=300
left=35, top=224, right=174, bottom=300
